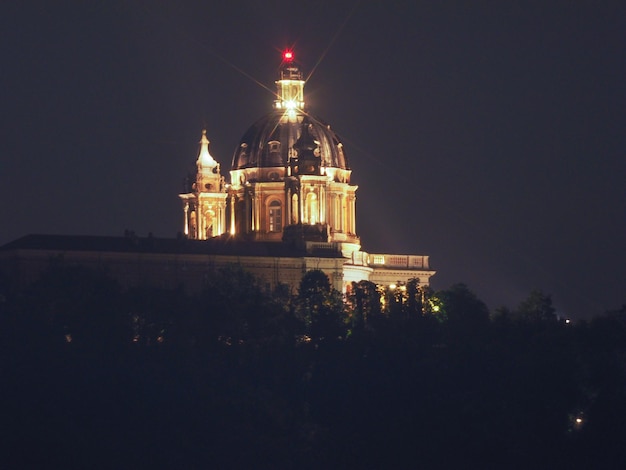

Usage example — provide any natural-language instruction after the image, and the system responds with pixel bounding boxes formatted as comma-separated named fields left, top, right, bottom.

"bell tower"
left=179, top=130, right=228, bottom=239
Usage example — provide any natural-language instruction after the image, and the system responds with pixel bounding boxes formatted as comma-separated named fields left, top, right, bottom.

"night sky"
left=1, top=1, right=624, bottom=319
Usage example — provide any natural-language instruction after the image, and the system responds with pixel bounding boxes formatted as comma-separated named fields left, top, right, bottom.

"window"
left=291, top=194, right=299, bottom=223
left=268, top=141, right=282, bottom=166
left=268, top=200, right=282, bottom=232
left=268, top=141, right=280, bottom=152
left=305, top=192, right=318, bottom=224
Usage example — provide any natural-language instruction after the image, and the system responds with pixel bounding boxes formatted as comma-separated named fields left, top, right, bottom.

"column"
left=183, top=202, right=189, bottom=236
left=230, top=194, right=236, bottom=235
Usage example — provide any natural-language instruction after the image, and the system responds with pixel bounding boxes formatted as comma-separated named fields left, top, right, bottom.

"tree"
left=383, top=283, right=405, bottom=323
left=346, top=280, right=382, bottom=332
left=193, top=264, right=282, bottom=347
left=404, top=277, right=423, bottom=318
left=436, top=283, right=490, bottom=331
left=296, top=270, right=346, bottom=341
left=516, top=289, right=556, bottom=323
left=125, top=285, right=189, bottom=346
left=18, top=260, right=125, bottom=350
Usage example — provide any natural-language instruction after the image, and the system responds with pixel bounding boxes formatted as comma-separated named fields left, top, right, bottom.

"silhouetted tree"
left=404, top=277, right=423, bottom=318
left=516, top=289, right=557, bottom=323
left=192, top=265, right=283, bottom=347
left=296, top=270, right=346, bottom=341
left=7, top=255, right=626, bottom=468
left=16, top=260, right=125, bottom=351
left=125, top=285, right=189, bottom=346
left=419, top=285, right=438, bottom=316
left=383, top=283, right=405, bottom=323
left=436, top=283, right=490, bottom=336
left=346, top=280, right=382, bottom=333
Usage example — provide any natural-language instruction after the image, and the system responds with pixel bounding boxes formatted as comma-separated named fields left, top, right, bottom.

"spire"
left=197, top=129, right=218, bottom=169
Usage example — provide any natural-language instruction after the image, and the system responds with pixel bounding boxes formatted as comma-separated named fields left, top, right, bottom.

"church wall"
left=0, top=247, right=348, bottom=295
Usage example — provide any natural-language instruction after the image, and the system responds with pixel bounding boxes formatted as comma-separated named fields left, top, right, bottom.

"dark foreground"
left=1, top=265, right=625, bottom=469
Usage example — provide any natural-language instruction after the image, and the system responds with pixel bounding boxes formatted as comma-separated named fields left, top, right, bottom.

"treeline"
left=1, top=262, right=625, bottom=469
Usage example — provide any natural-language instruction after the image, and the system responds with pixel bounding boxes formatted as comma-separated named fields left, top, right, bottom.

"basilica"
left=176, top=51, right=434, bottom=291
left=0, top=52, right=434, bottom=293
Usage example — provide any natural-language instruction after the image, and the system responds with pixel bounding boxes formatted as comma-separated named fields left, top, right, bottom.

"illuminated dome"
left=231, top=51, right=350, bottom=183
left=231, top=111, right=349, bottom=171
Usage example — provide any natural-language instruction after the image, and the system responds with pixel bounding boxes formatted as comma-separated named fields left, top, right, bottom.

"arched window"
left=205, top=209, right=215, bottom=238
left=305, top=192, right=318, bottom=225
left=268, top=200, right=282, bottom=232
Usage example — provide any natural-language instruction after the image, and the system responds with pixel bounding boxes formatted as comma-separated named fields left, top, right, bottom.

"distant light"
left=565, top=319, right=571, bottom=324
left=283, top=50, right=294, bottom=61
left=573, top=416, right=584, bottom=430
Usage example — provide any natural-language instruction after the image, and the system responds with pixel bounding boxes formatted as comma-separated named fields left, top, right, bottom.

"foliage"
left=345, top=280, right=382, bottom=332
left=515, top=288, right=557, bottom=322
left=435, top=283, right=490, bottom=330
left=295, top=269, right=346, bottom=341
left=192, top=265, right=294, bottom=348
left=13, top=260, right=125, bottom=350
left=2, top=262, right=626, bottom=467
left=125, top=285, right=188, bottom=346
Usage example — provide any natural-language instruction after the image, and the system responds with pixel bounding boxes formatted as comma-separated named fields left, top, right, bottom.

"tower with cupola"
left=179, top=130, right=227, bottom=240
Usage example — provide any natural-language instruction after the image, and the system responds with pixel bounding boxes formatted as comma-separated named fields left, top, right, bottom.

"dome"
left=231, top=110, right=349, bottom=171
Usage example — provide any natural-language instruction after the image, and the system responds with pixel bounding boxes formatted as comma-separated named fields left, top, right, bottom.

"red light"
left=283, top=50, right=294, bottom=61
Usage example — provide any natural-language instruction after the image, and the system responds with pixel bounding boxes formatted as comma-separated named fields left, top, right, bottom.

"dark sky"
left=1, top=1, right=624, bottom=319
